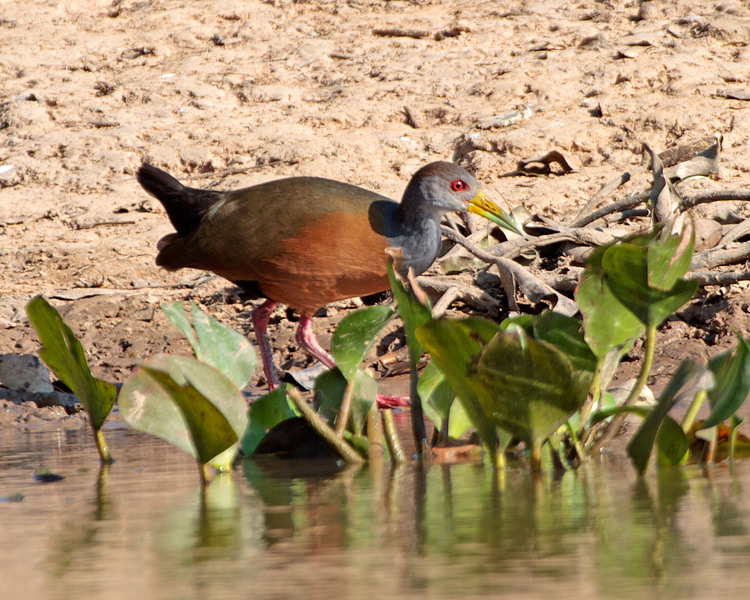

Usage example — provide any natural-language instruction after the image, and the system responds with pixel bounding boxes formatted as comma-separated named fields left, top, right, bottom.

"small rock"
left=636, top=3, right=659, bottom=21
left=0, top=354, right=54, bottom=393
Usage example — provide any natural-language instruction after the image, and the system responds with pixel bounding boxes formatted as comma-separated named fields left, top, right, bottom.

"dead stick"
left=687, top=270, right=750, bottom=286
left=574, top=171, right=637, bottom=222
left=691, top=241, right=750, bottom=270
left=441, top=227, right=578, bottom=315
left=571, top=191, right=650, bottom=228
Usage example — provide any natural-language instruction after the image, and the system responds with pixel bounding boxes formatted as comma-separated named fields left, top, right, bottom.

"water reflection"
left=2, top=429, right=750, bottom=599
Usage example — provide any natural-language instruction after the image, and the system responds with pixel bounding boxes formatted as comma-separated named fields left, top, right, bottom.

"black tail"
left=136, top=164, right=222, bottom=236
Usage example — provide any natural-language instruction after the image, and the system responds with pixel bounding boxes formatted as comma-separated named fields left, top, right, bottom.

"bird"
left=137, top=161, right=519, bottom=402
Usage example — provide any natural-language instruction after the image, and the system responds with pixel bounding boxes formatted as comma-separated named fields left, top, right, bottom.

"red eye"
left=451, top=179, right=468, bottom=192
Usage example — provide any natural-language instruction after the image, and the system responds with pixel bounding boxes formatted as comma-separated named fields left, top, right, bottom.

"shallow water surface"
left=2, top=427, right=750, bottom=600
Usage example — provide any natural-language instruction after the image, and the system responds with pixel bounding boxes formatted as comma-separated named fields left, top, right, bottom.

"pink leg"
left=296, top=315, right=409, bottom=409
left=295, top=314, right=335, bottom=368
left=251, top=300, right=280, bottom=390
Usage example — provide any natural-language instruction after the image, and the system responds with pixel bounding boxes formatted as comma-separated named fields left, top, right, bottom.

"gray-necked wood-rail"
left=137, top=161, right=519, bottom=401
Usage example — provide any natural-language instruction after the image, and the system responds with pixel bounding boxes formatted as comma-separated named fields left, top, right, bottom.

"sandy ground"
left=1, top=0, right=750, bottom=428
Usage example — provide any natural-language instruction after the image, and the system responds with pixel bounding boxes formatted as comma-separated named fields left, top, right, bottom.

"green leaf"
left=646, top=221, right=695, bottom=291
left=627, top=360, right=703, bottom=475
left=656, top=416, right=689, bottom=466
left=418, top=361, right=472, bottom=440
left=388, top=263, right=433, bottom=369
left=729, top=415, right=745, bottom=462
left=139, top=366, right=238, bottom=466
left=703, top=337, right=750, bottom=429
left=600, top=343, right=634, bottom=393
left=190, top=302, right=257, bottom=389
left=531, top=310, right=597, bottom=373
left=348, top=370, right=378, bottom=434
left=315, top=368, right=377, bottom=434
left=417, top=318, right=504, bottom=456
left=119, top=354, right=248, bottom=469
left=161, top=301, right=203, bottom=360
left=161, top=302, right=256, bottom=389
left=602, top=242, right=697, bottom=328
left=241, top=384, right=298, bottom=455
left=330, top=305, right=395, bottom=382
left=500, top=314, right=535, bottom=335
left=599, top=223, right=697, bottom=330
left=347, top=432, right=370, bottom=456
left=471, top=330, right=591, bottom=445
left=26, top=296, right=116, bottom=430
left=576, top=246, right=645, bottom=360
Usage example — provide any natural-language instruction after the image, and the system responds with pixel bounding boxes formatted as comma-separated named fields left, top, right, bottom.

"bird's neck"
left=394, top=201, right=443, bottom=277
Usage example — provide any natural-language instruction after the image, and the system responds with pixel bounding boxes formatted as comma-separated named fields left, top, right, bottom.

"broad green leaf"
left=600, top=343, right=634, bottom=392
left=26, top=296, right=116, bottom=430
left=702, top=338, right=750, bottom=429
left=656, top=416, right=689, bottom=466
left=347, top=432, right=370, bottom=456
left=314, top=367, right=347, bottom=421
left=139, top=366, right=238, bottom=466
left=330, top=305, right=395, bottom=382
left=602, top=242, right=697, bottom=328
left=500, top=314, right=535, bottom=334
left=388, top=263, right=432, bottom=369
left=576, top=246, right=645, bottom=360
left=119, top=354, right=248, bottom=469
left=161, top=302, right=256, bottom=389
left=348, top=370, right=377, bottom=434
left=627, top=360, right=703, bottom=475
left=531, top=310, right=597, bottom=373
left=417, top=317, right=505, bottom=456
left=241, top=384, right=298, bottom=455
left=646, top=221, right=694, bottom=291
left=470, top=330, right=591, bottom=445
left=315, top=368, right=377, bottom=434
left=161, top=301, right=203, bottom=360
left=190, top=302, right=257, bottom=389
left=418, top=361, right=472, bottom=440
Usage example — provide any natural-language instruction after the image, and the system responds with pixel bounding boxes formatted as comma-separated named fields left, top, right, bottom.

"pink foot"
left=376, top=394, right=410, bottom=409
left=251, top=299, right=280, bottom=390
left=297, top=315, right=407, bottom=409
left=295, top=314, right=335, bottom=368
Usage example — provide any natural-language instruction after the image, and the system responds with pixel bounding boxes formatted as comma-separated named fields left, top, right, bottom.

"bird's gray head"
left=402, top=161, right=480, bottom=214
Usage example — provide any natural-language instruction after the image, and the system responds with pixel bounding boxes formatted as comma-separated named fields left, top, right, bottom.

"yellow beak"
left=468, top=190, right=523, bottom=236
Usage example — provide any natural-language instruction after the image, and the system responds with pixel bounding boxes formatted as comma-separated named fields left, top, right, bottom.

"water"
left=2, top=427, right=750, bottom=599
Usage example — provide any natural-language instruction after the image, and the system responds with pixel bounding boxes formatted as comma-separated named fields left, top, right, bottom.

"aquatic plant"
left=118, top=302, right=251, bottom=482
left=26, top=297, right=117, bottom=463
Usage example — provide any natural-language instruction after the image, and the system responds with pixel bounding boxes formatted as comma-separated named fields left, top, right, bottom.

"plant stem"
left=530, top=440, right=543, bottom=473
left=566, top=422, right=586, bottom=463
left=578, top=361, right=602, bottom=429
left=409, top=365, right=430, bottom=458
left=335, top=379, right=355, bottom=436
left=93, top=427, right=114, bottom=464
left=367, top=405, right=385, bottom=462
left=624, top=324, right=656, bottom=407
left=593, top=325, right=657, bottom=453
left=288, top=388, right=365, bottom=464
left=706, top=426, right=718, bottom=464
left=198, top=462, right=209, bottom=487
left=681, top=389, right=707, bottom=433
left=382, top=410, right=407, bottom=465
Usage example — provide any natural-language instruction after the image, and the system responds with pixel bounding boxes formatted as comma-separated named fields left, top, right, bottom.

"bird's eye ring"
left=450, top=179, right=468, bottom=192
